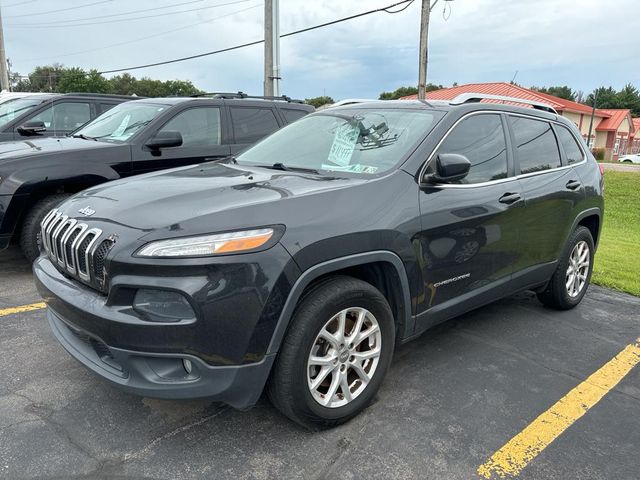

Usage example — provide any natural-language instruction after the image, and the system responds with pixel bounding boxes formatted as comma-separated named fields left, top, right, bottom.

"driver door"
left=414, top=113, right=524, bottom=331
left=131, top=106, right=231, bottom=174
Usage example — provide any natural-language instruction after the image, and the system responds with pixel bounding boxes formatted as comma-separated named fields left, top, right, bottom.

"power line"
left=97, top=0, right=415, bottom=74
left=9, top=0, right=206, bottom=22
left=1, top=0, right=37, bottom=8
left=5, top=0, right=114, bottom=18
left=8, top=0, right=252, bottom=27
left=21, top=3, right=261, bottom=62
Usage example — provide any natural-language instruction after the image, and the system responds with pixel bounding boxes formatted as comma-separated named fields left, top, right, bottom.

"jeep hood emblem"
left=78, top=206, right=96, bottom=216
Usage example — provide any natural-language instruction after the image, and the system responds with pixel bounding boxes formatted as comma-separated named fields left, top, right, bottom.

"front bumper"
left=33, top=243, right=299, bottom=407
left=47, top=307, right=274, bottom=408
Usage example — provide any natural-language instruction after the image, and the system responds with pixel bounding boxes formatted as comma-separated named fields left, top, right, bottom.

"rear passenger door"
left=415, top=113, right=524, bottom=331
left=228, top=106, right=281, bottom=154
left=507, top=115, right=585, bottom=289
left=131, top=106, right=231, bottom=174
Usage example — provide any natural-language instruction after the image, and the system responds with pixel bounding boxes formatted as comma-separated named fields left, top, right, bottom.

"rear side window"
left=509, top=116, right=561, bottom=174
left=230, top=107, right=279, bottom=144
left=436, top=113, right=508, bottom=184
left=556, top=126, right=584, bottom=164
left=280, top=108, right=308, bottom=124
left=98, top=103, right=118, bottom=115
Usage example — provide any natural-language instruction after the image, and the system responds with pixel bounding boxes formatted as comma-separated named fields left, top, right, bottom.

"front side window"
left=434, top=114, right=508, bottom=184
left=237, top=108, right=441, bottom=176
left=280, top=108, right=308, bottom=124
left=0, top=97, right=44, bottom=130
left=509, top=116, right=561, bottom=174
left=230, top=107, right=279, bottom=144
left=556, top=126, right=584, bottom=164
left=30, top=102, right=91, bottom=132
left=74, top=102, right=168, bottom=142
left=158, top=107, right=221, bottom=147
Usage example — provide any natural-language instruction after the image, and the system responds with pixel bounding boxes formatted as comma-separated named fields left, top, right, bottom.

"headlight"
left=135, top=228, right=275, bottom=258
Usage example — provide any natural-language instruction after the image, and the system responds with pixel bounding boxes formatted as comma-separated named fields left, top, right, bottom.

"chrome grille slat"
left=40, top=208, right=109, bottom=291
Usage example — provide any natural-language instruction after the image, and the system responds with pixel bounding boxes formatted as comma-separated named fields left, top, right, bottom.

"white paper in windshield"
left=112, top=114, right=131, bottom=137
left=321, top=164, right=378, bottom=174
left=327, top=123, right=359, bottom=166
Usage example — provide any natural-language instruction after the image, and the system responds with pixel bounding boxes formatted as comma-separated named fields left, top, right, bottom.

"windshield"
left=74, top=102, right=168, bottom=142
left=0, top=97, right=44, bottom=129
left=237, top=108, right=441, bottom=175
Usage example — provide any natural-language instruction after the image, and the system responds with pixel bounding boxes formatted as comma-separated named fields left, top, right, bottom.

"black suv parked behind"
left=0, top=93, right=135, bottom=141
left=34, top=94, right=604, bottom=429
left=0, top=93, right=313, bottom=260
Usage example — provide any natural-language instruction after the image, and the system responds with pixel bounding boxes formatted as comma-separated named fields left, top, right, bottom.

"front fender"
left=265, top=250, right=413, bottom=356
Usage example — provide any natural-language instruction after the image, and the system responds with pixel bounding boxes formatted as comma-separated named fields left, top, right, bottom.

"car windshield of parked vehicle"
left=237, top=108, right=440, bottom=175
left=0, top=97, right=44, bottom=130
left=73, top=102, right=168, bottom=142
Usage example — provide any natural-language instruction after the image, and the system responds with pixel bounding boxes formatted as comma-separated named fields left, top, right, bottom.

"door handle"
left=566, top=180, right=581, bottom=191
left=498, top=192, right=522, bottom=205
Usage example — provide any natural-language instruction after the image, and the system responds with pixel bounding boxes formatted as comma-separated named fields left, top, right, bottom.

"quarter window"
left=280, top=108, right=308, bottom=124
left=435, top=114, right=508, bottom=184
left=230, top=107, right=279, bottom=144
left=556, top=126, right=584, bottom=164
left=30, top=102, right=91, bottom=132
left=159, top=107, right=221, bottom=147
left=509, top=116, right=561, bottom=174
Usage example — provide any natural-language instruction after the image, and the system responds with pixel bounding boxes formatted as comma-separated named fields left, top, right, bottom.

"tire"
left=19, top=194, right=70, bottom=262
left=537, top=226, right=594, bottom=310
left=267, top=276, right=395, bottom=430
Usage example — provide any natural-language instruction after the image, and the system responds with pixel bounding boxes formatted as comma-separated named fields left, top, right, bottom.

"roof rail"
left=449, top=93, right=558, bottom=114
left=62, top=92, right=144, bottom=99
left=190, top=91, right=303, bottom=103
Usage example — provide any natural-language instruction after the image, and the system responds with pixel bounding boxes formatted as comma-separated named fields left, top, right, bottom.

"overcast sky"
left=2, top=0, right=638, bottom=100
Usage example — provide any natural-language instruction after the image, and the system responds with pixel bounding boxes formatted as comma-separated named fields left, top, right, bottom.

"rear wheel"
left=537, top=226, right=594, bottom=310
left=19, top=194, right=70, bottom=262
left=268, top=276, right=395, bottom=429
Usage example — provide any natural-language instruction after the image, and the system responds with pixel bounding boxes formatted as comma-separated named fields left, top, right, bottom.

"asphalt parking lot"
left=1, top=245, right=639, bottom=480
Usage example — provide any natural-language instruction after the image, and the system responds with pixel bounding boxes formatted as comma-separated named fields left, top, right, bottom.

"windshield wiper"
left=268, top=162, right=321, bottom=174
left=71, top=133, right=97, bottom=141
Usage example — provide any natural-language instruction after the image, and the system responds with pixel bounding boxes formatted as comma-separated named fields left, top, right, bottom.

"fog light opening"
left=183, top=358, right=193, bottom=375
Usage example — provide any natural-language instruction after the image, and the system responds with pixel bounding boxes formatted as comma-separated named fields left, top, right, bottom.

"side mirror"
left=424, top=153, right=471, bottom=184
left=17, top=121, right=47, bottom=136
left=145, top=130, right=183, bottom=150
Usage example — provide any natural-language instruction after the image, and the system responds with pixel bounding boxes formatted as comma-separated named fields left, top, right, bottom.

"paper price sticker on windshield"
left=327, top=124, right=359, bottom=166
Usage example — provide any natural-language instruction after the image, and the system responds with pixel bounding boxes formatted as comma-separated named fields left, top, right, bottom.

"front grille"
left=40, top=208, right=110, bottom=291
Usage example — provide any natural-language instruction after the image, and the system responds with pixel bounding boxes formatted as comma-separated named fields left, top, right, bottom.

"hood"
left=0, top=136, right=116, bottom=161
left=61, top=162, right=362, bottom=237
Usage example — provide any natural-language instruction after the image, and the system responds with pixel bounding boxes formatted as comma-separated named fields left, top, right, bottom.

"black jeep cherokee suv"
left=34, top=95, right=604, bottom=429
left=0, top=93, right=312, bottom=260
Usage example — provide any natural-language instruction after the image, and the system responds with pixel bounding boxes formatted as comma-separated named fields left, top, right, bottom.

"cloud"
left=4, top=0, right=638, bottom=99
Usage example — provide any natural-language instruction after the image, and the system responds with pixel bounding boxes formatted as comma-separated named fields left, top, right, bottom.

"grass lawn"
left=592, top=170, right=640, bottom=296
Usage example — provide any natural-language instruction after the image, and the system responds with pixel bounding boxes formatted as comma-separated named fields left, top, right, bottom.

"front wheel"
left=537, top=226, right=594, bottom=310
left=19, top=194, right=70, bottom=262
left=267, top=276, right=395, bottom=429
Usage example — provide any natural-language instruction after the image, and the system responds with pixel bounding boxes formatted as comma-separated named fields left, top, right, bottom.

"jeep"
left=33, top=94, right=604, bottom=429
left=0, top=93, right=313, bottom=260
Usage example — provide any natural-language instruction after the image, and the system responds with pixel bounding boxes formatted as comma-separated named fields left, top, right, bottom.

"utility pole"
left=0, top=6, right=10, bottom=92
left=263, top=0, right=281, bottom=97
left=587, top=89, right=598, bottom=150
left=418, top=0, right=452, bottom=100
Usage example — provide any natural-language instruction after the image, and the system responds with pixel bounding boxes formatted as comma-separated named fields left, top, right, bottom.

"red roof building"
left=401, top=82, right=636, bottom=160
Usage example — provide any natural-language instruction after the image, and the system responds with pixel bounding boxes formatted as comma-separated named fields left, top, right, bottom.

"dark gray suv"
left=34, top=94, right=603, bottom=429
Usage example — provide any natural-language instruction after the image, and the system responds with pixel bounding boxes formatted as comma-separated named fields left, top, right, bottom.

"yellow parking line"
left=478, top=337, right=640, bottom=479
left=0, top=302, right=46, bottom=317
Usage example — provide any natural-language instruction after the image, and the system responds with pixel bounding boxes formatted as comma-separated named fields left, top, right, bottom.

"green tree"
left=585, top=86, right=619, bottom=109
left=530, top=85, right=576, bottom=101
left=304, top=96, right=334, bottom=108
left=28, top=64, right=65, bottom=92
left=616, top=83, right=640, bottom=116
left=378, top=84, right=442, bottom=100
left=57, top=68, right=111, bottom=94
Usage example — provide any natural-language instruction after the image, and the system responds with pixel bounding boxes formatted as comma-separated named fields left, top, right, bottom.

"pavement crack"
left=122, top=406, right=229, bottom=462
left=313, top=437, right=353, bottom=480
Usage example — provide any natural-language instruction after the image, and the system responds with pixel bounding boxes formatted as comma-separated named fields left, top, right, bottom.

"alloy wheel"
left=307, top=307, right=382, bottom=408
left=566, top=240, right=590, bottom=298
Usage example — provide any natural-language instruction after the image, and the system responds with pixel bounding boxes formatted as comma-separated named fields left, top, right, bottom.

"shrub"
left=591, top=148, right=606, bottom=161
